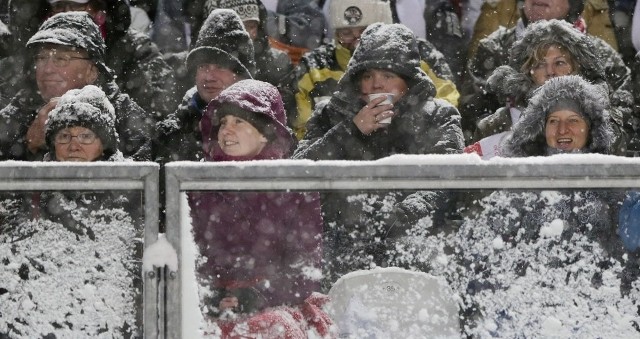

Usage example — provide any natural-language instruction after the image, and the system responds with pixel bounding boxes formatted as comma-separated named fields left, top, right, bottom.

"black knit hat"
left=26, top=11, right=113, bottom=79
left=214, top=102, right=276, bottom=141
left=45, top=85, right=119, bottom=160
left=187, top=9, right=256, bottom=79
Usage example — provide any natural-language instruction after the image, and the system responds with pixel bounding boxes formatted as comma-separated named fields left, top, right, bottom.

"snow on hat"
left=343, top=23, right=424, bottom=86
left=330, top=0, right=393, bottom=30
left=187, top=9, right=256, bottom=79
left=48, top=0, right=90, bottom=3
left=202, top=79, right=295, bottom=158
left=27, top=12, right=112, bottom=78
left=217, top=0, right=260, bottom=22
left=45, top=85, right=119, bottom=159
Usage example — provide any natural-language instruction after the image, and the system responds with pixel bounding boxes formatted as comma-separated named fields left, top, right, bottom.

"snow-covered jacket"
left=294, top=23, right=464, bottom=161
left=293, top=39, right=460, bottom=140
left=500, top=75, right=614, bottom=157
left=462, top=17, right=632, bottom=133
left=189, top=80, right=322, bottom=310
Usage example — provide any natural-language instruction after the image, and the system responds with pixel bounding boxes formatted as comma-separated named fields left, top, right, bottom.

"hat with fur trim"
left=330, top=0, right=393, bottom=30
left=27, top=12, right=113, bottom=78
left=45, top=85, right=119, bottom=160
left=187, top=9, right=256, bottom=79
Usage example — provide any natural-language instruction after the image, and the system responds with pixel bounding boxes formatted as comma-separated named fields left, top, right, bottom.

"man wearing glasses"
left=292, top=0, right=460, bottom=140
left=0, top=12, right=152, bottom=161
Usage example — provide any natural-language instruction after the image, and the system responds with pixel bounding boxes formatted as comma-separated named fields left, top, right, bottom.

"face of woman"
left=54, top=126, right=104, bottom=161
left=545, top=110, right=589, bottom=151
left=359, top=69, right=408, bottom=103
left=217, top=114, right=268, bottom=157
left=529, top=45, right=576, bottom=86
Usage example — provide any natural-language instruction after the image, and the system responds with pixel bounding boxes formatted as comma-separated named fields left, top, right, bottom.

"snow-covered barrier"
left=0, top=162, right=159, bottom=338
left=164, top=154, right=640, bottom=338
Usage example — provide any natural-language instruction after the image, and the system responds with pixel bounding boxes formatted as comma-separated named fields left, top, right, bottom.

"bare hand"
left=352, top=96, right=394, bottom=135
left=26, top=98, right=59, bottom=154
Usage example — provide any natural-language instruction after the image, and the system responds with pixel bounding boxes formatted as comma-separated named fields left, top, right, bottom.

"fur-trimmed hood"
left=500, top=75, right=613, bottom=157
left=487, top=20, right=605, bottom=106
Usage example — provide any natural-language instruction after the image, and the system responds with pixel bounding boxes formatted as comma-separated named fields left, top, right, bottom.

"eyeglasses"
left=35, top=53, right=91, bottom=68
left=54, top=132, right=98, bottom=145
left=51, top=1, right=89, bottom=14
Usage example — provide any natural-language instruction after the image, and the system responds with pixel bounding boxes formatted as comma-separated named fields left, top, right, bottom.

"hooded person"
left=460, top=0, right=631, bottom=144
left=155, top=8, right=256, bottom=163
left=0, top=11, right=152, bottom=161
left=44, top=85, right=123, bottom=162
left=500, top=75, right=614, bottom=157
left=187, top=79, right=328, bottom=336
left=293, top=23, right=464, bottom=289
left=293, top=0, right=460, bottom=140
left=465, top=19, right=631, bottom=158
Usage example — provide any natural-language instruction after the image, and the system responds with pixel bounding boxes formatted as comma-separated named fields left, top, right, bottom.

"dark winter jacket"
left=293, top=39, right=460, bottom=140
left=189, top=80, right=321, bottom=310
left=0, top=0, right=177, bottom=120
left=474, top=20, right=630, bottom=154
left=293, top=23, right=464, bottom=290
left=500, top=75, right=614, bottom=157
left=461, top=18, right=632, bottom=139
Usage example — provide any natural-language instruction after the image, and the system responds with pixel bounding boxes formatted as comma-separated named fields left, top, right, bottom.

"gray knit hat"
left=27, top=11, right=113, bottom=78
left=186, top=9, right=256, bottom=79
left=45, top=85, right=119, bottom=160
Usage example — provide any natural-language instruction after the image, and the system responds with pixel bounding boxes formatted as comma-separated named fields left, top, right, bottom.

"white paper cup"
left=367, top=93, right=394, bottom=124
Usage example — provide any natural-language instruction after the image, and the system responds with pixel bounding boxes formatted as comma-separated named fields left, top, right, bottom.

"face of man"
left=523, top=0, right=571, bottom=22
left=35, top=44, right=98, bottom=101
left=195, top=63, right=242, bottom=104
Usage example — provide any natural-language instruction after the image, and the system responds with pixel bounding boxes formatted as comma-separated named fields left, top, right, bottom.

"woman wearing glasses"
left=44, top=85, right=122, bottom=162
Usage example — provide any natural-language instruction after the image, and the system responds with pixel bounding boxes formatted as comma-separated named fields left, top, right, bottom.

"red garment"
left=210, top=293, right=335, bottom=339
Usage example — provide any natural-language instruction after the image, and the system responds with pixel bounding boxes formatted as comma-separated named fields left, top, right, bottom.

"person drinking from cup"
left=293, top=23, right=464, bottom=289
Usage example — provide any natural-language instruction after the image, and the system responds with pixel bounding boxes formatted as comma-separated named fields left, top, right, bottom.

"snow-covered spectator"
left=0, top=12, right=152, bottom=161
left=47, top=0, right=178, bottom=120
left=461, top=0, right=631, bottom=143
left=293, top=22, right=464, bottom=289
left=293, top=0, right=459, bottom=139
left=155, top=9, right=255, bottom=163
left=0, top=0, right=177, bottom=120
left=501, top=75, right=614, bottom=156
left=465, top=20, right=630, bottom=159
left=189, top=79, right=329, bottom=336
left=129, top=4, right=152, bottom=34
left=0, top=87, right=143, bottom=338
left=44, top=85, right=124, bottom=162
left=184, top=0, right=298, bottom=129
